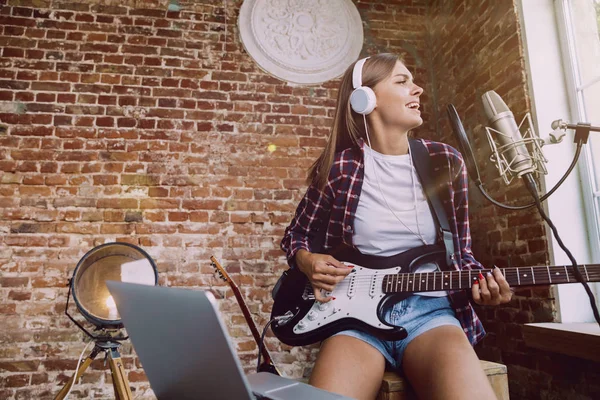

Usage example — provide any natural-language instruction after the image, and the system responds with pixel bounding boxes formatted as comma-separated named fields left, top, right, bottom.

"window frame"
left=554, top=0, right=600, bottom=265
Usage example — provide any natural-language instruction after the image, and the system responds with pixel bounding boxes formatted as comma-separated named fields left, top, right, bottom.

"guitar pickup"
left=347, top=274, right=357, bottom=298
left=369, top=271, right=379, bottom=298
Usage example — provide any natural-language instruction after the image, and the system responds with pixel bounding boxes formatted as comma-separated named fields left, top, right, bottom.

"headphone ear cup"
left=350, top=86, right=376, bottom=115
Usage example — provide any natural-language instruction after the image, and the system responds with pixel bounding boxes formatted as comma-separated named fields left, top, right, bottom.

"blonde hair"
left=308, top=53, right=401, bottom=190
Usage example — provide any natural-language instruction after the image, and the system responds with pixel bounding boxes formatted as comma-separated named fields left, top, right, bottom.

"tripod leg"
left=54, top=346, right=101, bottom=400
left=108, top=347, right=133, bottom=400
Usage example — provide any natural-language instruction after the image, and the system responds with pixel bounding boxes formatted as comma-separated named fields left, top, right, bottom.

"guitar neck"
left=383, top=264, right=600, bottom=293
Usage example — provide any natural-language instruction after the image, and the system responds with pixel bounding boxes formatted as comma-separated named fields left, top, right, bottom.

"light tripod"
left=54, top=338, right=132, bottom=400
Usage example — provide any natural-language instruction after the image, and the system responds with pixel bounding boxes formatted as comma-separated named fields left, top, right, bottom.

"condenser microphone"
left=481, top=90, right=546, bottom=185
left=481, top=90, right=535, bottom=177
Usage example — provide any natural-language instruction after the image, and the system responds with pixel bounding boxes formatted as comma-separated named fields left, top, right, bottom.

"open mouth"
left=406, top=102, right=420, bottom=111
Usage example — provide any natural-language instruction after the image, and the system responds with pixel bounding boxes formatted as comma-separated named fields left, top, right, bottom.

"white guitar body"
left=292, top=264, right=402, bottom=336
left=271, top=244, right=451, bottom=345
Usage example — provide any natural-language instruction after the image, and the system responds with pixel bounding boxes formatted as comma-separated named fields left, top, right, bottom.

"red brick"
left=3, top=47, right=25, bottom=58
left=30, top=373, right=48, bottom=385
left=140, top=199, right=180, bottom=209
left=95, top=116, right=114, bottom=127
left=127, top=370, right=147, bottom=382
left=30, top=82, right=71, bottom=92
left=144, top=211, right=165, bottom=222
left=0, top=361, right=39, bottom=372
left=100, top=224, right=134, bottom=234
left=168, top=211, right=188, bottom=221
left=2, top=374, right=29, bottom=387
left=97, top=198, right=138, bottom=209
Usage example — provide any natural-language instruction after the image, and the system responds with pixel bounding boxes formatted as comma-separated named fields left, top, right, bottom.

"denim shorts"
left=331, top=295, right=461, bottom=370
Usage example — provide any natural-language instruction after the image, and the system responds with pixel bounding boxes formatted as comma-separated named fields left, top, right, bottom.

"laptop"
left=106, top=281, right=354, bottom=400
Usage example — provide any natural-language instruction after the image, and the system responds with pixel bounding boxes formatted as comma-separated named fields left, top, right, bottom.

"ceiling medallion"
left=238, top=0, right=364, bottom=84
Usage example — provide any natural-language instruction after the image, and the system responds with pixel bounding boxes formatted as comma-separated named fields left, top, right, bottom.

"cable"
left=523, top=174, right=600, bottom=327
left=256, top=318, right=277, bottom=374
left=64, top=340, right=94, bottom=399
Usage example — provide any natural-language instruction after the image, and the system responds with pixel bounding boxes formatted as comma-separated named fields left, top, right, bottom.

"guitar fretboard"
left=382, top=265, right=600, bottom=293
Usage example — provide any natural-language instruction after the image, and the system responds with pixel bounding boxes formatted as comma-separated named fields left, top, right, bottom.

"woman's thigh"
left=309, top=335, right=386, bottom=400
left=402, top=325, right=497, bottom=400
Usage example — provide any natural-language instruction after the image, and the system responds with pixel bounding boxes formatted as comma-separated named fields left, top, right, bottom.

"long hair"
left=308, top=53, right=401, bottom=190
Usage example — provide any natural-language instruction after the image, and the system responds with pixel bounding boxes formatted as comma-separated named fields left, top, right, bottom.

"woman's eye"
left=397, top=81, right=407, bottom=85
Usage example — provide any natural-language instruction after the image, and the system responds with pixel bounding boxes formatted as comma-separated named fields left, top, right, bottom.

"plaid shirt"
left=281, top=138, right=486, bottom=346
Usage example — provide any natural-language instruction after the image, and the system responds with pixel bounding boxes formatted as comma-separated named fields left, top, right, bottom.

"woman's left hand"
left=472, top=267, right=512, bottom=306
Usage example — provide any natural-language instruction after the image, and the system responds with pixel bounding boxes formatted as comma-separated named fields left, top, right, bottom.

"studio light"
left=67, top=242, right=158, bottom=332
left=55, top=242, right=158, bottom=400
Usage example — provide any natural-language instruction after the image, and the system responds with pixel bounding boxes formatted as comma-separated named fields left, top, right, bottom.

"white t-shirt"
left=353, top=145, right=447, bottom=296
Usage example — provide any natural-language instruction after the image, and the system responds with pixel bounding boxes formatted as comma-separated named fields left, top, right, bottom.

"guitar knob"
left=296, top=320, right=306, bottom=330
left=307, top=311, right=318, bottom=320
left=318, top=302, right=329, bottom=311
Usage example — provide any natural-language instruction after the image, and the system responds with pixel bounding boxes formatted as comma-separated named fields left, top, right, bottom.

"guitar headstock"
left=210, top=256, right=232, bottom=284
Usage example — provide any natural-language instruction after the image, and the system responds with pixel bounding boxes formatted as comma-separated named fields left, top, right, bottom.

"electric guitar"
left=270, top=244, right=600, bottom=346
left=210, top=256, right=281, bottom=375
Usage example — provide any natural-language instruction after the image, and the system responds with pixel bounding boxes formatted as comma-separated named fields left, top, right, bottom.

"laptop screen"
left=107, top=281, right=254, bottom=400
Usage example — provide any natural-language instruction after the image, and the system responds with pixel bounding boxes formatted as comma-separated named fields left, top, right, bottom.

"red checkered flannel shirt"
left=281, top=138, right=486, bottom=346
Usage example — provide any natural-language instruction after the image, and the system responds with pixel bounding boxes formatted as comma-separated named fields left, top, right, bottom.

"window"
left=557, top=0, right=600, bottom=262
left=519, top=0, right=600, bottom=322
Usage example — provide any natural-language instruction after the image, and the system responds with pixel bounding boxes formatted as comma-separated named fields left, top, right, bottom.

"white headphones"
left=350, top=57, right=377, bottom=115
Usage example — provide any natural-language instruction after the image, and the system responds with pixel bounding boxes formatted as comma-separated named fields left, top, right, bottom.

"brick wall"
left=2, top=0, right=597, bottom=399
left=0, top=0, right=433, bottom=398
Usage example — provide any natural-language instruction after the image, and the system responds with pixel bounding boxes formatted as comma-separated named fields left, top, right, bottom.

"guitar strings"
left=321, top=274, right=600, bottom=290
left=322, top=265, right=600, bottom=281
left=309, top=269, right=600, bottom=296
left=313, top=266, right=600, bottom=292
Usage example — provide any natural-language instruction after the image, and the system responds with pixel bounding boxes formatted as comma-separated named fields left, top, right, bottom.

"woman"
left=280, top=53, right=512, bottom=400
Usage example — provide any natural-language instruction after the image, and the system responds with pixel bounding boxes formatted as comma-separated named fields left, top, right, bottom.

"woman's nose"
left=412, top=84, right=424, bottom=96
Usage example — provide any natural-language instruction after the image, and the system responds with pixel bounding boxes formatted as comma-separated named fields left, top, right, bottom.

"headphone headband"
left=352, top=57, right=370, bottom=89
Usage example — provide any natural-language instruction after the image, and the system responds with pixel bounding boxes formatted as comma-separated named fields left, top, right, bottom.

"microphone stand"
left=551, top=119, right=600, bottom=142
left=446, top=104, right=600, bottom=327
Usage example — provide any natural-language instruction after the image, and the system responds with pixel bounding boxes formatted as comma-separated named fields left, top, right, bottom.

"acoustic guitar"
left=211, top=256, right=281, bottom=375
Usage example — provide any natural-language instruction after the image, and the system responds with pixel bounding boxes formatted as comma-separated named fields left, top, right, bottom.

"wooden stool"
left=377, top=360, right=509, bottom=400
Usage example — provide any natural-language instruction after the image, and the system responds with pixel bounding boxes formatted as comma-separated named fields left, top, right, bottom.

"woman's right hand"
left=295, top=249, right=353, bottom=303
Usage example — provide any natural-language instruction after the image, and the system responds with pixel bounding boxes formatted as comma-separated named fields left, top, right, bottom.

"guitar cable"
left=256, top=312, right=294, bottom=374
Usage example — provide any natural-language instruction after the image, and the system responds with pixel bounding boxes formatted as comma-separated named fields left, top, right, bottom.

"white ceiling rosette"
left=238, top=0, right=364, bottom=84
